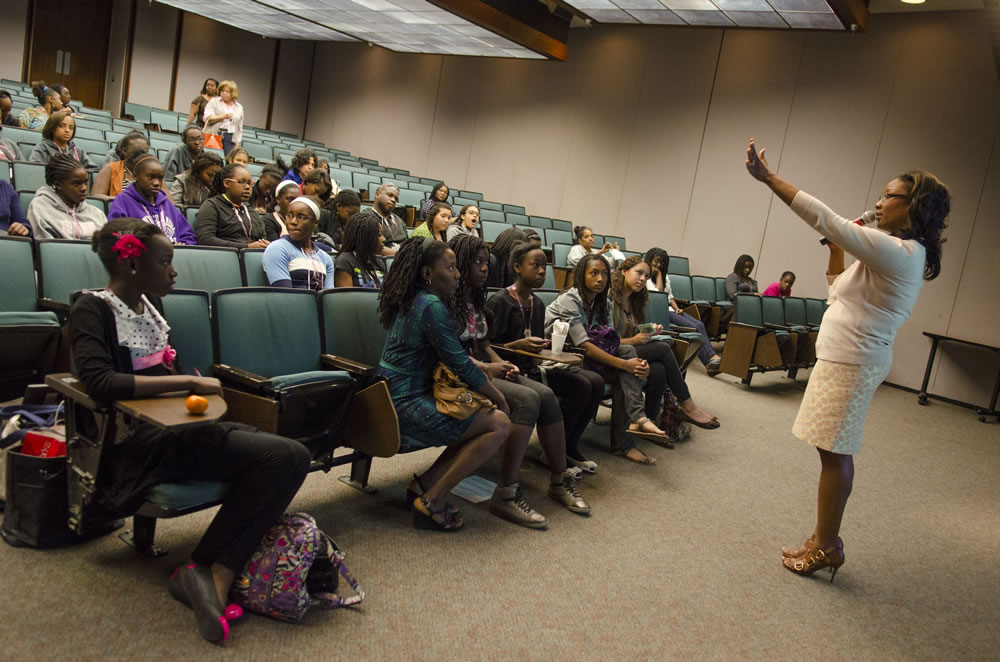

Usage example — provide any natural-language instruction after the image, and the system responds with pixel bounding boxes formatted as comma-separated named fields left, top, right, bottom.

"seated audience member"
left=281, top=148, right=316, bottom=185
left=269, top=179, right=301, bottom=236
left=50, top=84, right=73, bottom=112
left=94, top=133, right=150, bottom=197
left=334, top=212, right=386, bottom=289
left=567, top=225, right=619, bottom=270
left=225, top=147, right=249, bottom=167
left=610, top=256, right=719, bottom=431
left=108, top=154, right=196, bottom=245
left=370, top=183, right=407, bottom=254
left=486, top=227, right=527, bottom=288
left=101, top=129, right=148, bottom=168
left=450, top=233, right=587, bottom=528
left=645, top=247, right=722, bottom=374
left=29, top=110, right=99, bottom=171
left=169, top=151, right=223, bottom=208
left=412, top=201, right=452, bottom=242
left=488, top=241, right=604, bottom=473
left=420, top=182, right=449, bottom=220
left=726, top=254, right=759, bottom=300
left=322, top=189, right=361, bottom=250
left=544, top=254, right=667, bottom=466
left=195, top=164, right=272, bottom=248
left=377, top=236, right=511, bottom=532
left=0, top=124, right=23, bottom=162
left=446, top=204, right=479, bottom=241
left=71, top=218, right=310, bottom=644
left=316, top=158, right=333, bottom=179
left=202, top=80, right=244, bottom=155
left=164, top=125, right=205, bottom=181
left=28, top=154, right=107, bottom=239
left=249, top=164, right=283, bottom=213
left=188, top=77, right=218, bottom=125
left=0, top=179, right=31, bottom=236
left=0, top=90, right=20, bottom=127
left=301, top=169, right=335, bottom=240
left=485, top=241, right=597, bottom=502
left=19, top=81, right=63, bottom=130
left=762, top=271, right=795, bottom=297
left=262, top=195, right=333, bottom=290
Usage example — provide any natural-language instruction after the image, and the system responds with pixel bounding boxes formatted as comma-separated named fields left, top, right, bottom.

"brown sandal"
left=621, top=447, right=657, bottom=466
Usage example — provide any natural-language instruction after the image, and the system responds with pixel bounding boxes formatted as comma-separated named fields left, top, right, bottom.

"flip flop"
left=621, top=448, right=657, bottom=466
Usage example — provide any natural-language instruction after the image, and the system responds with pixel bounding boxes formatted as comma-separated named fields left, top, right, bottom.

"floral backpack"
left=658, top=390, right=692, bottom=446
left=231, top=512, right=364, bottom=622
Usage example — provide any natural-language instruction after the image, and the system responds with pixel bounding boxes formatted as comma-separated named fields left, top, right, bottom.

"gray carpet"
left=2, top=367, right=997, bottom=660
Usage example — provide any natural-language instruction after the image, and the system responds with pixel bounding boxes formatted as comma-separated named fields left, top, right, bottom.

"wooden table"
left=46, top=374, right=227, bottom=429
left=918, top=332, right=999, bottom=423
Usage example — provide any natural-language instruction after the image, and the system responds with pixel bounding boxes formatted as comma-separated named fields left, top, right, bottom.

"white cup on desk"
left=551, top=332, right=568, bottom=355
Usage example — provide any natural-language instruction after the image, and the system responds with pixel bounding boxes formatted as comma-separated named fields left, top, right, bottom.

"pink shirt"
left=762, top=282, right=790, bottom=297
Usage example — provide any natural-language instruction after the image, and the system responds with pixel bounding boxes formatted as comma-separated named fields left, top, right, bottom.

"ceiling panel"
left=154, top=0, right=546, bottom=58
left=563, top=0, right=849, bottom=29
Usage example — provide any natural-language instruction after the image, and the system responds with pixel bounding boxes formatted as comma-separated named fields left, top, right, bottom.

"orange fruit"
left=186, top=395, right=209, bottom=415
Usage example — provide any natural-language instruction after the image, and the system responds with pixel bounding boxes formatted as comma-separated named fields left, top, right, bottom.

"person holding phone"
left=746, top=138, right=950, bottom=581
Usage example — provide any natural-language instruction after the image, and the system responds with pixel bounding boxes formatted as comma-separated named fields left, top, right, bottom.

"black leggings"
left=187, top=430, right=311, bottom=572
left=544, top=367, right=604, bottom=461
left=634, top=341, right=690, bottom=419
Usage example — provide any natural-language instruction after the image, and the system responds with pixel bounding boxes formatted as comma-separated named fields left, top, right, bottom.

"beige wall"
left=127, top=3, right=311, bottom=132
left=0, top=0, right=29, bottom=82
left=304, top=11, right=1000, bottom=403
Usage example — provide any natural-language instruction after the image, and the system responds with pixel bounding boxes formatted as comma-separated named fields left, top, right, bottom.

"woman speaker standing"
left=745, top=138, right=949, bottom=582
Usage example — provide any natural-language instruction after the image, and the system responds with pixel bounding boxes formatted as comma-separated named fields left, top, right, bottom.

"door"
left=26, top=0, right=113, bottom=109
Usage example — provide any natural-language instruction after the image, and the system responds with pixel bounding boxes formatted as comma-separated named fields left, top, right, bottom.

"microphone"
left=820, top=210, right=876, bottom=245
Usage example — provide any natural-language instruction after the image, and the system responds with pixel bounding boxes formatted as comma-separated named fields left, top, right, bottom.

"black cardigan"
left=194, top=196, right=277, bottom=248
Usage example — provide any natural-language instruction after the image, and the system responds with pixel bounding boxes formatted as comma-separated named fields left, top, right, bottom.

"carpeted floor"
left=2, top=367, right=997, bottom=660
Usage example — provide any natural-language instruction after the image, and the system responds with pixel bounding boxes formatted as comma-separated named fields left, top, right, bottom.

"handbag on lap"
left=432, top=363, right=496, bottom=420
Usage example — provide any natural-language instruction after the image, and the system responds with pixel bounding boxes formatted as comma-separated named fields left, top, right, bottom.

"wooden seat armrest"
left=45, top=373, right=100, bottom=410
left=321, top=354, right=376, bottom=377
left=764, top=322, right=792, bottom=331
left=729, top=322, right=767, bottom=334
left=212, top=364, right=272, bottom=392
left=669, top=325, right=698, bottom=333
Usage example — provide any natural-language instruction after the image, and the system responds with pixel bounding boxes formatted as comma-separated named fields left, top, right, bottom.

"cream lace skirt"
left=792, top=359, right=891, bottom=455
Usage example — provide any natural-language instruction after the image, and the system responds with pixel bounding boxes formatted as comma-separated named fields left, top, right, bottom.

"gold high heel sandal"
left=781, top=536, right=815, bottom=558
left=782, top=538, right=844, bottom=582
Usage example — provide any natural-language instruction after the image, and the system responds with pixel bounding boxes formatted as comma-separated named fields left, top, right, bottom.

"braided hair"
left=572, top=253, right=611, bottom=326
left=378, top=236, right=450, bottom=329
left=644, top=247, right=669, bottom=272
left=610, top=255, right=649, bottom=324
left=91, top=217, right=164, bottom=273
left=508, top=240, right=545, bottom=272
left=340, top=212, right=384, bottom=278
left=44, top=153, right=85, bottom=187
left=896, top=170, right=950, bottom=280
left=449, top=233, right=489, bottom=324
left=423, top=201, right=453, bottom=240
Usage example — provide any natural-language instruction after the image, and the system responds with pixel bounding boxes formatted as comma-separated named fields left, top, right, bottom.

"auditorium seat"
left=552, top=242, right=573, bottom=267
left=74, top=127, right=105, bottom=141
left=161, top=289, right=214, bottom=377
left=150, top=109, right=178, bottom=133
left=805, top=298, right=827, bottom=328
left=604, top=234, right=626, bottom=249
left=240, top=248, right=268, bottom=287
left=505, top=212, right=528, bottom=226
left=36, top=239, right=108, bottom=311
left=668, top=255, right=690, bottom=276
left=3, top=127, right=40, bottom=147
left=74, top=137, right=111, bottom=158
left=529, top=216, right=552, bottom=229
left=353, top=172, right=381, bottom=193
left=481, top=220, right=510, bottom=243
left=212, top=287, right=355, bottom=456
left=17, top=191, right=32, bottom=215
left=479, top=201, right=502, bottom=211
left=691, top=274, right=731, bottom=338
left=503, top=204, right=526, bottom=214
left=761, top=295, right=814, bottom=371
left=551, top=219, right=572, bottom=232
left=719, top=294, right=796, bottom=386
left=12, top=162, right=44, bottom=193
left=397, top=188, right=423, bottom=208
left=544, top=228, right=573, bottom=248
left=0, top=236, right=60, bottom=399
left=479, top=208, right=505, bottom=223
left=170, top=245, right=243, bottom=291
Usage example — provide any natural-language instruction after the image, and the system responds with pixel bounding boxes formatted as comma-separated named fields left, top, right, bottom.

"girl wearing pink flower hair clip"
left=68, top=218, right=310, bottom=645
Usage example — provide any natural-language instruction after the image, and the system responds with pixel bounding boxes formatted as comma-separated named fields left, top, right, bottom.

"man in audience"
left=0, top=91, right=19, bottom=127
left=369, top=182, right=407, bottom=255
left=163, top=125, right=204, bottom=180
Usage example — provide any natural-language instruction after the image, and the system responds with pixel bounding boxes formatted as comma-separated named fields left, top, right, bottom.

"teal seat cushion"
left=789, top=325, right=808, bottom=333
left=716, top=301, right=733, bottom=308
left=146, top=480, right=228, bottom=510
left=270, top=370, right=352, bottom=391
left=0, top=311, right=60, bottom=326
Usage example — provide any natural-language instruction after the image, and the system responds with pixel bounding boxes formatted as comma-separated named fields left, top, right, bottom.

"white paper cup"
left=551, top=332, right=567, bottom=355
